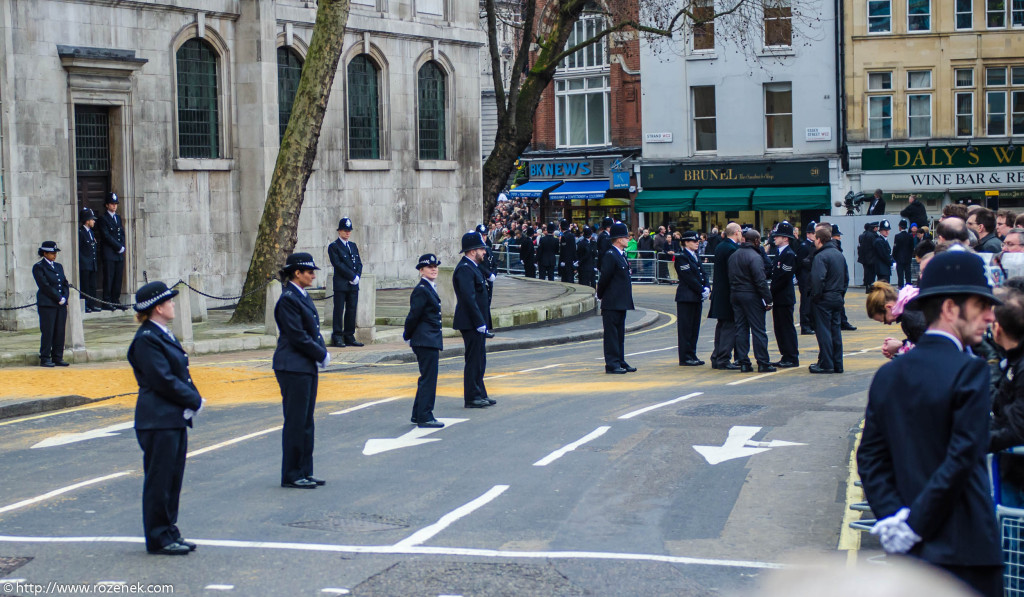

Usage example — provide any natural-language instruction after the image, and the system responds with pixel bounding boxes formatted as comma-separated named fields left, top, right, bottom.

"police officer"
left=454, top=232, right=494, bottom=408
left=597, top=223, right=636, bottom=374
left=770, top=222, right=799, bottom=367
left=78, top=208, right=100, bottom=312
left=596, top=217, right=613, bottom=271
left=537, top=222, right=558, bottom=281
left=519, top=226, right=536, bottom=279
left=577, top=226, right=596, bottom=287
left=404, top=254, right=444, bottom=428
left=858, top=221, right=878, bottom=292
left=709, top=223, right=742, bottom=370
left=674, top=230, right=709, bottom=366
left=796, top=223, right=816, bottom=335
left=476, top=224, right=497, bottom=330
left=558, top=219, right=576, bottom=283
left=328, top=217, right=363, bottom=347
left=728, top=229, right=775, bottom=373
left=32, top=240, right=70, bottom=367
left=832, top=225, right=857, bottom=331
left=874, top=219, right=894, bottom=285
left=128, top=280, right=202, bottom=555
left=274, top=253, right=331, bottom=489
left=96, top=192, right=126, bottom=308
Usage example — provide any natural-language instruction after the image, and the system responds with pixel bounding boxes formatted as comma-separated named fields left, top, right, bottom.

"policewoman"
left=32, top=240, right=70, bottom=367
left=128, top=281, right=203, bottom=556
left=404, top=254, right=444, bottom=428
left=274, top=252, right=331, bottom=489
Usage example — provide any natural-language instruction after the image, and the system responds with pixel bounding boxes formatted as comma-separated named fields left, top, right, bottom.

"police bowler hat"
left=878, top=220, right=892, bottom=231
left=475, top=224, right=488, bottom=236
left=601, top=217, right=614, bottom=228
left=279, top=252, right=320, bottom=276
left=681, top=230, right=700, bottom=242
left=337, top=218, right=353, bottom=231
left=610, top=223, right=629, bottom=239
left=80, top=208, right=96, bottom=222
left=831, top=224, right=842, bottom=237
left=38, top=240, right=61, bottom=256
left=416, top=253, right=441, bottom=269
left=105, top=192, right=119, bottom=205
left=910, top=250, right=1001, bottom=305
left=771, top=222, right=797, bottom=241
left=133, top=281, right=178, bottom=313
left=461, top=232, right=487, bottom=253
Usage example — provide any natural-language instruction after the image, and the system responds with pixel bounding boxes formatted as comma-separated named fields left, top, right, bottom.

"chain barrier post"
left=66, top=286, right=87, bottom=359
left=171, top=284, right=194, bottom=351
left=188, top=272, right=208, bottom=323
left=354, top=274, right=376, bottom=345
left=323, top=272, right=335, bottom=326
left=437, top=265, right=456, bottom=320
left=265, top=279, right=282, bottom=337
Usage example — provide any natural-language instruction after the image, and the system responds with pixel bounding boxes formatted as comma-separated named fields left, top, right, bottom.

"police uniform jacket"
left=32, top=259, right=69, bottom=308
left=480, top=244, right=497, bottom=279
left=857, top=333, right=1001, bottom=566
left=518, top=235, right=535, bottom=262
left=596, top=231, right=612, bottom=268
left=537, top=235, right=558, bottom=267
left=559, top=231, right=576, bottom=266
left=858, top=231, right=877, bottom=267
left=128, top=321, right=203, bottom=430
left=403, top=279, right=443, bottom=350
left=576, top=237, right=595, bottom=270
left=96, top=211, right=126, bottom=262
left=770, top=246, right=797, bottom=306
left=796, top=239, right=814, bottom=285
left=79, top=226, right=98, bottom=272
left=452, top=257, right=488, bottom=331
left=990, top=342, right=1024, bottom=453
left=674, top=248, right=708, bottom=303
left=328, top=239, right=362, bottom=289
left=809, top=241, right=848, bottom=303
left=596, top=246, right=634, bottom=311
left=893, top=231, right=914, bottom=266
left=727, top=244, right=772, bottom=305
left=873, top=234, right=893, bottom=277
left=272, top=283, right=328, bottom=374
left=708, top=239, right=738, bottom=320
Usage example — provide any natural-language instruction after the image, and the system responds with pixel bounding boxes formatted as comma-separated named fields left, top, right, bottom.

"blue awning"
left=548, top=180, right=610, bottom=200
left=508, top=180, right=563, bottom=198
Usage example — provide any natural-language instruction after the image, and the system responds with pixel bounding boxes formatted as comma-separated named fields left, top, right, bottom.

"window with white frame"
left=555, top=12, right=610, bottom=148
left=988, top=0, right=1024, bottom=27
left=956, top=92, right=974, bottom=136
left=908, top=94, right=932, bottom=137
left=764, top=0, right=793, bottom=47
left=908, top=0, right=931, bottom=30
left=351, top=0, right=376, bottom=9
left=869, top=96, right=893, bottom=139
left=908, top=70, right=932, bottom=89
left=691, top=0, right=715, bottom=52
left=956, top=0, right=973, bottom=28
left=955, top=68, right=974, bottom=87
left=692, top=86, right=717, bottom=152
left=868, top=0, right=892, bottom=32
left=985, top=66, right=1024, bottom=136
left=560, top=14, right=608, bottom=70
left=765, top=83, right=792, bottom=149
left=868, top=71, right=893, bottom=91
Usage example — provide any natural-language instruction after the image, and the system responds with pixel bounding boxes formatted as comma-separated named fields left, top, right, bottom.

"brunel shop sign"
left=642, top=160, right=829, bottom=189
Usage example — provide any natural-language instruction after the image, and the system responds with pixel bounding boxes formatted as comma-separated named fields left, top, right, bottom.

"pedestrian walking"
left=78, top=208, right=100, bottom=312
left=328, top=217, right=364, bottom=347
left=32, top=240, right=69, bottom=367
left=128, top=281, right=202, bottom=555
left=674, top=230, right=709, bottom=366
left=597, top=223, right=635, bottom=374
left=537, top=223, right=558, bottom=281
left=96, top=192, right=126, bottom=308
left=809, top=224, right=848, bottom=374
left=728, top=229, right=775, bottom=373
left=454, top=232, right=495, bottom=408
left=769, top=222, right=799, bottom=367
left=404, top=254, right=444, bottom=428
left=709, top=223, right=742, bottom=370
left=274, top=253, right=331, bottom=489
left=857, top=250, right=1002, bottom=597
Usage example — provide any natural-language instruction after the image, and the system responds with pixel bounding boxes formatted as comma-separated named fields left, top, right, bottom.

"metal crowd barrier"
left=491, top=243, right=524, bottom=275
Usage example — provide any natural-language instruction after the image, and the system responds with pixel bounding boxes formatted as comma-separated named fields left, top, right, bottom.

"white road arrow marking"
left=31, top=421, right=135, bottom=449
left=362, top=418, right=467, bottom=456
left=693, top=426, right=806, bottom=465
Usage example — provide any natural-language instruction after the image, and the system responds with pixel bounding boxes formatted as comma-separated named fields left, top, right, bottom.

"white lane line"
left=533, top=427, right=611, bottom=467
left=330, top=396, right=406, bottom=416
left=842, top=348, right=877, bottom=357
left=618, top=392, right=702, bottom=420
left=594, top=346, right=677, bottom=360
left=393, top=485, right=510, bottom=548
left=187, top=426, right=281, bottom=459
left=726, top=366, right=800, bottom=387
left=0, top=535, right=783, bottom=569
left=204, top=585, right=235, bottom=591
left=486, top=363, right=564, bottom=380
left=0, top=471, right=132, bottom=516
left=320, top=589, right=350, bottom=595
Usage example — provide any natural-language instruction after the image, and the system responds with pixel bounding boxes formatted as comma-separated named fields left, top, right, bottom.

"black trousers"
left=602, top=309, right=627, bottom=370
left=539, top=264, right=555, bottom=281
left=676, top=301, right=702, bottom=363
left=731, top=294, right=770, bottom=366
left=578, top=268, right=595, bottom=288
left=136, top=427, right=188, bottom=552
left=276, top=370, right=318, bottom=484
left=896, top=261, right=912, bottom=288
left=772, top=303, right=799, bottom=363
left=813, top=300, right=843, bottom=370
left=936, top=564, right=1003, bottom=597
left=523, top=260, right=536, bottom=279
left=875, top=268, right=890, bottom=286
left=559, top=264, right=575, bottom=284
left=862, top=263, right=875, bottom=289
left=80, top=268, right=98, bottom=310
left=102, top=258, right=123, bottom=305
left=485, top=281, right=494, bottom=330
left=711, top=318, right=736, bottom=367
left=37, top=305, right=67, bottom=362
left=411, top=346, right=439, bottom=423
left=332, top=287, right=358, bottom=343
left=460, top=330, right=488, bottom=404
left=798, top=282, right=814, bottom=329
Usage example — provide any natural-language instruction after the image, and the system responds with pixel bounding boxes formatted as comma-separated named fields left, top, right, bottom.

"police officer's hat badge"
left=416, top=254, right=441, bottom=269
left=80, top=208, right=96, bottom=222
left=878, top=220, right=892, bottom=231
left=475, top=224, right=488, bottom=236
left=105, top=192, right=118, bottom=204
left=337, top=218, right=353, bottom=231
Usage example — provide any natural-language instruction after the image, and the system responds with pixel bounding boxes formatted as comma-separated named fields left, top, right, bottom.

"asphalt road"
left=0, top=285, right=889, bottom=596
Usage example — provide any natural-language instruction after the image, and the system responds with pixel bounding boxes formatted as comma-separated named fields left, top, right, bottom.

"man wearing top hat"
left=454, top=232, right=495, bottom=408
left=537, top=223, right=558, bottom=281
left=674, top=230, right=710, bottom=366
left=404, top=254, right=444, bottom=428
left=328, top=217, right=364, bottom=347
left=78, top=208, right=100, bottom=312
left=32, top=240, right=70, bottom=367
left=96, top=191, right=126, bottom=308
left=274, top=253, right=331, bottom=489
left=857, top=250, right=1002, bottom=596
left=770, top=222, right=799, bottom=367
left=874, top=219, right=894, bottom=285
left=597, top=223, right=636, bottom=374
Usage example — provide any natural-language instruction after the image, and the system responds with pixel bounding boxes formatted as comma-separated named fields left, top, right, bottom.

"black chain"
left=177, top=277, right=274, bottom=302
left=0, top=300, right=37, bottom=311
left=70, top=284, right=137, bottom=310
left=310, top=292, right=335, bottom=301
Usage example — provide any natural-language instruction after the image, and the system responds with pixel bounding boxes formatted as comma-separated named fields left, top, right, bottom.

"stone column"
left=171, top=288, right=194, bottom=352
left=188, top=272, right=208, bottom=322
left=437, top=266, right=456, bottom=319
left=265, top=280, right=282, bottom=337
left=323, top=272, right=335, bottom=325
left=66, top=287, right=87, bottom=362
left=355, top=274, right=376, bottom=344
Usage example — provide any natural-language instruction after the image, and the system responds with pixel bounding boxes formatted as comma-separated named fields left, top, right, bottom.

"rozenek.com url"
left=2, top=581, right=174, bottom=594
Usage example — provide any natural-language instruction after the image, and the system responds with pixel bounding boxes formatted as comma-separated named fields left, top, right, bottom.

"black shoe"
left=605, top=367, right=628, bottom=374
left=344, top=338, right=364, bottom=347
left=739, top=363, right=754, bottom=373
left=282, top=479, right=318, bottom=489
left=331, top=340, right=346, bottom=348
left=772, top=361, right=799, bottom=368
left=722, top=363, right=741, bottom=371
left=53, top=360, right=70, bottom=367
left=808, top=364, right=834, bottom=374
left=757, top=364, right=777, bottom=373
left=418, top=420, right=444, bottom=429
left=680, top=359, right=704, bottom=366
left=148, top=542, right=191, bottom=556
left=411, top=417, right=417, bottom=424
left=40, top=360, right=54, bottom=368
left=622, top=365, right=637, bottom=373
left=485, top=398, right=496, bottom=405
left=306, top=476, right=326, bottom=486
left=841, top=323, right=858, bottom=331
left=483, top=331, right=495, bottom=339
left=176, top=539, right=197, bottom=551
left=465, top=399, right=490, bottom=408
left=800, top=329, right=816, bottom=335
left=834, top=367, right=844, bottom=374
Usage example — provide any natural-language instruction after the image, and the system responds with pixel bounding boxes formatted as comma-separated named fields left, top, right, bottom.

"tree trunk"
left=231, top=0, right=350, bottom=323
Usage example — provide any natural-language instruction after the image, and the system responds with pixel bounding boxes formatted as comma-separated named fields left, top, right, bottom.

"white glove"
left=476, top=325, right=487, bottom=334
left=573, top=261, right=579, bottom=268
left=352, top=275, right=360, bottom=285
left=405, top=339, right=411, bottom=346
left=118, top=247, right=125, bottom=254
left=488, top=274, right=496, bottom=282
left=701, top=287, right=711, bottom=301
left=870, top=508, right=921, bottom=554
left=318, top=351, right=331, bottom=369
left=58, top=297, right=66, bottom=305
left=184, top=398, right=206, bottom=421
left=560, top=262, right=565, bottom=267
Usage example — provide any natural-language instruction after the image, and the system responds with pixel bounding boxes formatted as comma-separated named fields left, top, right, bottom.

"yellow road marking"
left=838, top=420, right=865, bottom=566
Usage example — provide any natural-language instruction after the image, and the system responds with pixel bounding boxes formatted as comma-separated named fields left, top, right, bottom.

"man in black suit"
left=78, top=208, right=100, bottom=312
left=404, top=254, right=444, bottom=428
left=577, top=226, right=596, bottom=287
left=597, top=223, right=635, bottom=374
left=892, top=219, right=915, bottom=287
left=873, top=219, right=894, bottom=285
left=558, top=219, right=576, bottom=283
left=796, top=224, right=816, bottom=335
left=328, top=217, right=363, bottom=347
left=96, top=192, right=126, bottom=308
left=536, top=223, right=558, bottom=281
left=709, top=223, right=742, bottom=370
left=596, top=217, right=613, bottom=271
left=519, top=227, right=536, bottom=278
left=453, top=232, right=494, bottom=408
left=867, top=188, right=886, bottom=215
left=32, top=241, right=70, bottom=367
left=476, top=224, right=497, bottom=330
left=857, top=250, right=1002, bottom=596
left=674, top=230, right=709, bottom=366
left=273, top=253, right=331, bottom=489
left=770, top=223, right=799, bottom=368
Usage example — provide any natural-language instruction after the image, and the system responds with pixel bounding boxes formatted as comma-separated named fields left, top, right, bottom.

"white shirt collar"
left=687, top=247, right=698, bottom=259
left=463, top=256, right=479, bottom=268
left=924, top=329, right=964, bottom=352
left=151, top=320, right=174, bottom=339
left=44, top=257, right=55, bottom=266
left=423, top=278, right=437, bottom=290
left=107, top=209, right=117, bottom=217
left=289, top=281, right=308, bottom=297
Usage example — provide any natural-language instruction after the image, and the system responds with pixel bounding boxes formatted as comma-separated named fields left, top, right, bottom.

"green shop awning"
left=634, top=189, right=697, bottom=212
left=695, top=188, right=753, bottom=211
left=751, top=186, right=831, bottom=210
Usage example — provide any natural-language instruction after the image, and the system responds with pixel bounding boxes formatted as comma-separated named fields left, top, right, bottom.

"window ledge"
left=174, top=158, right=233, bottom=171
left=416, top=159, right=457, bottom=171
left=347, top=159, right=391, bottom=171
left=758, top=48, right=795, bottom=57
left=686, top=53, right=717, bottom=61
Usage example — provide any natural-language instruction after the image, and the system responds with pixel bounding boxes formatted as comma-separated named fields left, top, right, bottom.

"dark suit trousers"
left=711, top=319, right=737, bottom=367
left=80, top=268, right=98, bottom=309
left=862, top=264, right=875, bottom=289
left=411, top=346, right=439, bottom=423
left=332, top=287, right=358, bottom=342
left=602, top=309, right=627, bottom=369
left=539, top=264, right=554, bottom=281
left=37, top=305, right=67, bottom=362
left=136, top=427, right=188, bottom=552
left=460, top=330, right=488, bottom=404
left=772, top=303, right=799, bottom=363
left=798, top=283, right=813, bottom=329
left=276, top=371, right=318, bottom=483
left=896, top=262, right=912, bottom=288
left=559, top=264, right=575, bottom=284
left=579, top=268, right=595, bottom=288
left=676, top=302, right=702, bottom=363
left=103, top=258, right=123, bottom=305
left=732, top=293, right=770, bottom=366
left=813, top=300, right=843, bottom=370
left=523, top=260, right=536, bottom=279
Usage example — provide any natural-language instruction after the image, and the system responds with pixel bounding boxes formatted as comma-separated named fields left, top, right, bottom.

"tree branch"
left=485, top=0, right=508, bottom=122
